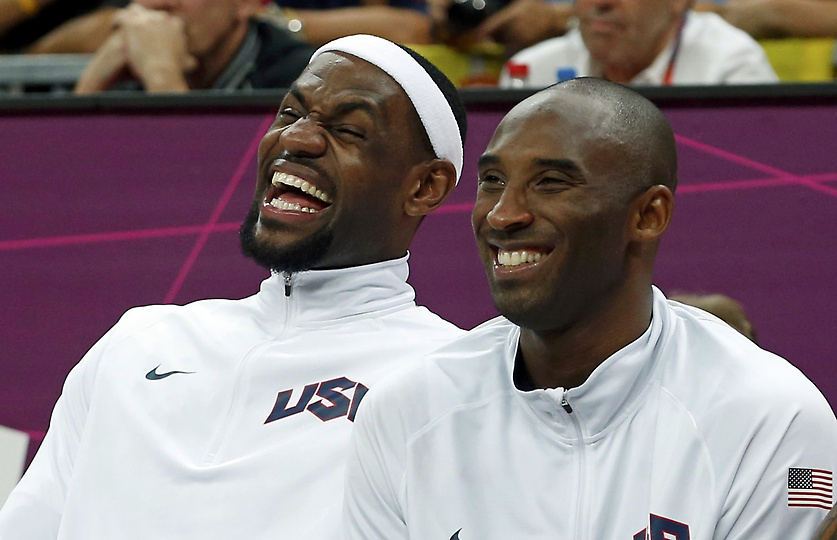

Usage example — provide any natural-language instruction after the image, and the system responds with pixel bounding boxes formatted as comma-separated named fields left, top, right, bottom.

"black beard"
left=239, top=203, right=334, bottom=273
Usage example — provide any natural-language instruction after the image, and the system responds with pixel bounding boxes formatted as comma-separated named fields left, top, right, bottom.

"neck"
left=518, top=282, right=653, bottom=390
left=601, top=18, right=682, bottom=83
left=188, top=21, right=249, bottom=89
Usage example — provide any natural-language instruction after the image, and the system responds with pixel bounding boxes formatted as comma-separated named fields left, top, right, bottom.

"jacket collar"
left=511, top=287, right=673, bottom=440
left=256, top=254, right=416, bottom=325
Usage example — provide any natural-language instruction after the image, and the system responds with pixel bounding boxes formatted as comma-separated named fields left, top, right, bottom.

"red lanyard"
left=663, top=14, right=687, bottom=86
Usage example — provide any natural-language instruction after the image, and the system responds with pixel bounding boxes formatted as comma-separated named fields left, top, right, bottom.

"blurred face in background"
left=133, top=0, right=258, bottom=58
left=575, top=0, right=688, bottom=81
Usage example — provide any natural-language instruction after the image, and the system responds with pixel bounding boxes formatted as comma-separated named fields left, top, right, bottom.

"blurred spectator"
left=74, top=0, right=314, bottom=94
left=670, top=292, right=758, bottom=343
left=0, top=0, right=113, bottom=52
left=260, top=0, right=432, bottom=46
left=814, top=504, right=837, bottom=539
left=499, top=0, right=778, bottom=87
left=476, top=0, right=573, bottom=55
left=694, top=0, right=837, bottom=39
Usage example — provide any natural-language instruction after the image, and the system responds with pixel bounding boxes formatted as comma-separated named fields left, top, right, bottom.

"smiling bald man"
left=341, top=78, right=837, bottom=540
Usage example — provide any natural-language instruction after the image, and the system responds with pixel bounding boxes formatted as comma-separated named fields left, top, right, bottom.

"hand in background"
left=478, top=0, right=573, bottom=55
left=74, top=30, right=131, bottom=94
left=115, top=4, right=195, bottom=92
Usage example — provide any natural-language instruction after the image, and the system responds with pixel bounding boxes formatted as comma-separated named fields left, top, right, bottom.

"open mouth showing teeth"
left=267, top=171, right=333, bottom=213
left=497, top=249, right=547, bottom=267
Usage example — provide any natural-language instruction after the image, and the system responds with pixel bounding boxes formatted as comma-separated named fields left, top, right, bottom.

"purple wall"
left=2, top=101, right=836, bottom=462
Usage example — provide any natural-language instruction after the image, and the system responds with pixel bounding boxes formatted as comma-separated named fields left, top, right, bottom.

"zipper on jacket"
left=561, top=391, right=573, bottom=414
left=284, top=272, right=293, bottom=297
left=565, top=392, right=587, bottom=540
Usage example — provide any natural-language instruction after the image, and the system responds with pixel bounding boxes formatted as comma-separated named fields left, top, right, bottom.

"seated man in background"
left=74, top=0, right=315, bottom=93
left=670, top=292, right=758, bottom=342
left=263, top=0, right=434, bottom=46
left=499, top=0, right=778, bottom=87
left=0, top=34, right=467, bottom=539
left=0, top=0, right=110, bottom=52
left=695, top=0, right=837, bottom=39
left=815, top=506, right=837, bottom=539
left=342, top=78, right=837, bottom=539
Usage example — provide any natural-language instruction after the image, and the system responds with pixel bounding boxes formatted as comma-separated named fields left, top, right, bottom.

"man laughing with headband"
left=0, top=35, right=467, bottom=540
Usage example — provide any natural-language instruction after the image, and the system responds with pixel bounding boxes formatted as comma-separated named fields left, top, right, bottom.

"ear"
left=628, top=185, right=674, bottom=243
left=403, top=159, right=458, bottom=217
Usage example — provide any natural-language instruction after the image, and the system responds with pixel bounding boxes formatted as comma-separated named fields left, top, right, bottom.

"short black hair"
left=395, top=43, right=468, bottom=146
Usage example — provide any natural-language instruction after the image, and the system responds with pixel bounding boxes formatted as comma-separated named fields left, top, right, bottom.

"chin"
left=239, top=206, right=333, bottom=273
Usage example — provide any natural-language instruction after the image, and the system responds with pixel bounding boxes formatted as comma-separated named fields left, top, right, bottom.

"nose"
left=279, top=116, right=327, bottom=158
left=485, top=186, right=534, bottom=231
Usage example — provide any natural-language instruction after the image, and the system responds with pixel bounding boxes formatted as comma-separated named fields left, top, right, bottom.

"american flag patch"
left=788, top=468, right=833, bottom=510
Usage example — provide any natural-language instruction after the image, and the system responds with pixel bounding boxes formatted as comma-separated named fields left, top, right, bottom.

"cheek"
left=470, top=198, right=495, bottom=235
left=257, top=129, right=279, bottom=162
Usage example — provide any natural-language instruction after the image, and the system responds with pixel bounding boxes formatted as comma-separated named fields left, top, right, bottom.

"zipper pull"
left=284, top=273, right=292, bottom=297
left=561, top=391, right=573, bottom=414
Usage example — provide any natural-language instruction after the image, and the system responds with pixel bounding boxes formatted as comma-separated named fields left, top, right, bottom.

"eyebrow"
left=286, top=85, right=307, bottom=109
left=478, top=155, right=583, bottom=175
left=285, top=85, right=381, bottom=121
left=534, top=158, right=583, bottom=175
left=478, top=154, right=500, bottom=168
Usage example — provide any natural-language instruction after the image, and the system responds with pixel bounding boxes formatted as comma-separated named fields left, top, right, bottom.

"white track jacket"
left=343, top=288, right=837, bottom=540
left=0, top=256, right=464, bottom=540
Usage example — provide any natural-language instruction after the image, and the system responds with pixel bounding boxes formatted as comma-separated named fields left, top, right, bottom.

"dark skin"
left=472, top=88, right=674, bottom=390
left=247, top=52, right=457, bottom=272
left=814, top=506, right=837, bottom=540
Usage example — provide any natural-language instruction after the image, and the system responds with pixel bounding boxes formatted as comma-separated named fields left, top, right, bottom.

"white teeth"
left=497, top=250, right=544, bottom=267
left=269, top=198, right=319, bottom=213
left=271, top=171, right=333, bottom=203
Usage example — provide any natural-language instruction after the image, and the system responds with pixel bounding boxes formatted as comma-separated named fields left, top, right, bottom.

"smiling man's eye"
left=477, top=174, right=505, bottom=192
left=536, top=176, right=573, bottom=191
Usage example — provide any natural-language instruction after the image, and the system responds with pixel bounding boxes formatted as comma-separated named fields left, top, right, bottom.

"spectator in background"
left=499, top=0, right=778, bottom=87
left=73, top=0, right=315, bottom=93
left=476, top=0, right=573, bottom=55
left=695, top=0, right=837, bottom=39
left=669, top=292, right=758, bottom=343
left=0, top=0, right=113, bottom=52
left=815, top=506, right=837, bottom=539
left=262, top=0, right=433, bottom=46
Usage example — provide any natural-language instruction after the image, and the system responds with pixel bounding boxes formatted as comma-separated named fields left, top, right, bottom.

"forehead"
left=485, top=92, right=619, bottom=169
left=293, top=53, right=410, bottom=114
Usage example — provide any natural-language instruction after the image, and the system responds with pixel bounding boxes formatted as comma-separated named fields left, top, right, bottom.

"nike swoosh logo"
left=145, top=365, right=194, bottom=380
left=450, top=529, right=462, bottom=540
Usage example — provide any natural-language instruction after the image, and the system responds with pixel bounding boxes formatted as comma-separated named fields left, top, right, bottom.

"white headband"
left=310, top=35, right=463, bottom=183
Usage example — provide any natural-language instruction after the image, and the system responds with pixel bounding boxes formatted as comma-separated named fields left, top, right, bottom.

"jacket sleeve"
left=341, top=387, right=410, bottom=540
left=716, top=379, right=837, bottom=540
left=0, top=325, right=113, bottom=540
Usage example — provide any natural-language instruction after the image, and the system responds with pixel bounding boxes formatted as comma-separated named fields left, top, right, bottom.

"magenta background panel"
left=2, top=100, right=836, bottom=465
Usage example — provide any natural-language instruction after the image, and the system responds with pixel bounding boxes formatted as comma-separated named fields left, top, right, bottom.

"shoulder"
left=98, top=294, right=262, bottom=352
left=381, top=305, right=464, bottom=336
left=680, top=11, right=778, bottom=83
left=660, top=300, right=835, bottom=437
left=358, top=316, right=516, bottom=437
left=685, top=11, right=761, bottom=49
left=509, top=29, right=585, bottom=64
